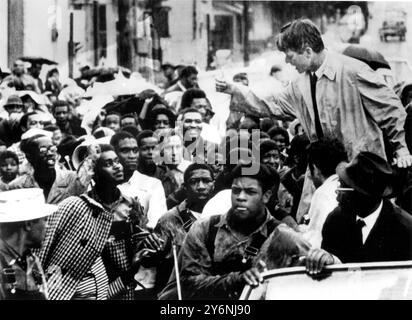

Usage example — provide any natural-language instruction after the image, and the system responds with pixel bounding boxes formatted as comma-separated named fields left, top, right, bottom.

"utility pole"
left=243, top=2, right=250, bottom=67
left=93, top=1, right=100, bottom=66
left=68, top=12, right=74, bottom=78
left=118, top=0, right=133, bottom=69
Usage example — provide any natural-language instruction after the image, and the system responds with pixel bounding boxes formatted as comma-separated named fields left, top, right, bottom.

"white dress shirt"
left=357, top=200, right=383, bottom=244
left=118, top=170, right=167, bottom=230
left=301, top=174, right=339, bottom=248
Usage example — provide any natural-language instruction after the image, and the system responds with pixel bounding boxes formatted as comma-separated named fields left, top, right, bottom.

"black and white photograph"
left=0, top=0, right=412, bottom=306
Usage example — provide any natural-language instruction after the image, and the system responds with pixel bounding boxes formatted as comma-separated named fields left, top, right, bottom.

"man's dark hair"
left=288, top=134, right=310, bottom=159
left=94, top=144, right=116, bottom=175
left=44, top=125, right=60, bottom=132
left=268, top=126, right=290, bottom=146
left=183, top=163, right=215, bottom=184
left=19, top=112, right=40, bottom=130
left=110, top=131, right=136, bottom=150
left=121, top=126, right=140, bottom=138
left=20, top=134, right=47, bottom=164
left=276, top=18, right=325, bottom=54
left=180, top=66, right=198, bottom=79
left=99, top=144, right=115, bottom=154
left=51, top=100, right=70, bottom=114
left=180, top=88, right=207, bottom=110
left=307, top=137, right=348, bottom=178
left=260, top=118, right=275, bottom=133
left=0, top=150, right=19, bottom=165
left=259, top=140, right=279, bottom=159
left=136, top=130, right=156, bottom=147
left=230, top=163, right=278, bottom=193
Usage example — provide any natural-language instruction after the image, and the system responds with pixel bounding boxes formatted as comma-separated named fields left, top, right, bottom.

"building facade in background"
left=1, top=0, right=368, bottom=80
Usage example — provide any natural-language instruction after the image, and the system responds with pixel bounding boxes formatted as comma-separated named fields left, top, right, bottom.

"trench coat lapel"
left=296, top=73, right=316, bottom=125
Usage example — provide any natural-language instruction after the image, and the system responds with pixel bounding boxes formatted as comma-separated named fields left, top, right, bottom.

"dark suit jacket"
left=321, top=200, right=412, bottom=263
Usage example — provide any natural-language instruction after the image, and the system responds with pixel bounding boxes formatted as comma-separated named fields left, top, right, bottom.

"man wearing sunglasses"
left=7, top=134, right=87, bottom=204
left=306, top=151, right=412, bottom=276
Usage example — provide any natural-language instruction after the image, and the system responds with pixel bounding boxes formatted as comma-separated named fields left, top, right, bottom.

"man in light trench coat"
left=216, top=19, right=412, bottom=222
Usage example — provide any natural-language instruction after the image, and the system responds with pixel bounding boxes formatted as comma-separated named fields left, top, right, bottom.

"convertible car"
left=240, top=261, right=412, bottom=300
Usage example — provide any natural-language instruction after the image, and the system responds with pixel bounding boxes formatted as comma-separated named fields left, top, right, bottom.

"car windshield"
left=241, top=261, right=412, bottom=300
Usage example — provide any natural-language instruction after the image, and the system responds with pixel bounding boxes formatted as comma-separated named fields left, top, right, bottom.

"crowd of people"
left=0, top=18, right=412, bottom=300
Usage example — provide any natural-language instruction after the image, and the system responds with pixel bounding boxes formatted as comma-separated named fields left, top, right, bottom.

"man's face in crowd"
left=26, top=217, right=48, bottom=249
left=36, top=136, right=58, bottom=170
left=97, top=150, right=124, bottom=184
left=231, top=177, right=270, bottom=221
left=284, top=48, right=312, bottom=74
left=163, top=135, right=183, bottom=165
left=105, top=114, right=121, bottom=132
left=182, top=112, right=202, bottom=142
left=0, top=157, right=19, bottom=182
left=262, top=149, right=281, bottom=171
left=54, top=105, right=69, bottom=126
left=139, top=137, right=158, bottom=166
left=191, top=98, right=208, bottom=112
left=182, top=73, right=198, bottom=89
left=6, top=104, right=24, bottom=116
left=154, top=114, right=171, bottom=130
left=30, top=64, right=42, bottom=78
left=13, top=61, right=25, bottom=76
left=116, top=138, right=138, bottom=172
left=23, top=97, right=37, bottom=113
left=185, top=169, right=214, bottom=203
left=336, top=180, right=378, bottom=218
left=51, top=129, right=63, bottom=146
left=272, top=134, right=287, bottom=151
left=163, top=67, right=175, bottom=80
left=120, top=116, right=137, bottom=128
left=26, top=113, right=45, bottom=130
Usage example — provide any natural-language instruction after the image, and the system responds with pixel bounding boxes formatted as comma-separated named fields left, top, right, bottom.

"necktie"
left=355, top=218, right=366, bottom=246
left=309, top=73, right=324, bottom=139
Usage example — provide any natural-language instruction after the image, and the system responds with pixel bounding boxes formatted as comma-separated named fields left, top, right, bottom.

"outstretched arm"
left=216, top=80, right=297, bottom=121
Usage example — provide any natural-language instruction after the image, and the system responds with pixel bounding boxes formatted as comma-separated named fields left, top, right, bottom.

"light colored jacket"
left=6, top=168, right=87, bottom=205
left=230, top=51, right=408, bottom=160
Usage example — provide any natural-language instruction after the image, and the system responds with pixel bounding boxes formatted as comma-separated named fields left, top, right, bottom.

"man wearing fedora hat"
left=0, top=188, right=56, bottom=300
left=306, top=151, right=412, bottom=275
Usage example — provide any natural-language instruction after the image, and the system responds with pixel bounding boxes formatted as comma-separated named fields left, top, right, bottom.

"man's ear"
left=23, top=220, right=33, bottom=232
left=262, top=189, right=272, bottom=205
left=303, top=46, right=314, bottom=58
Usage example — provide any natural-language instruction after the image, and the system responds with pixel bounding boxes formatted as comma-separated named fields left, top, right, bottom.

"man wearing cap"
left=0, top=188, right=55, bottom=300
left=306, top=151, right=412, bottom=276
left=0, top=95, right=25, bottom=147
